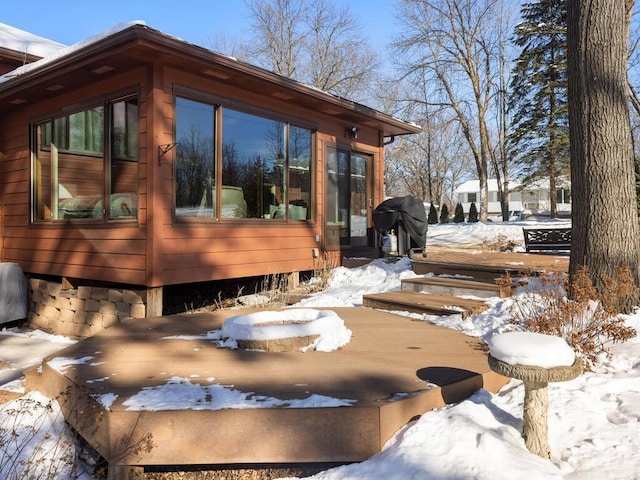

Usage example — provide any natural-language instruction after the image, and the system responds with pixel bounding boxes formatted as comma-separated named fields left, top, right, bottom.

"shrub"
left=439, top=204, right=449, bottom=223
left=453, top=203, right=465, bottom=223
left=428, top=204, right=439, bottom=224
left=468, top=202, right=479, bottom=222
left=510, top=266, right=638, bottom=370
left=483, top=234, right=518, bottom=252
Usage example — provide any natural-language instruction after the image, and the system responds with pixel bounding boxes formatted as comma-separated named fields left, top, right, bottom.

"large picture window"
left=175, top=95, right=313, bottom=221
left=32, top=95, right=138, bottom=222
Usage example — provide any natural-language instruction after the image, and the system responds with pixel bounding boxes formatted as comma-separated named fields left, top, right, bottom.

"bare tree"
left=243, top=0, right=380, bottom=101
left=393, top=0, right=508, bottom=222
left=375, top=75, right=473, bottom=205
left=567, top=0, right=640, bottom=292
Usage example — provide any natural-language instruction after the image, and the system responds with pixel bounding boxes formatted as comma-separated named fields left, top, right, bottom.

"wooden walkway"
left=412, top=250, right=569, bottom=277
left=363, top=250, right=569, bottom=317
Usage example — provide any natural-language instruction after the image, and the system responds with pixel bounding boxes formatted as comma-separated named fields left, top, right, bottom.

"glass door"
left=326, top=147, right=373, bottom=248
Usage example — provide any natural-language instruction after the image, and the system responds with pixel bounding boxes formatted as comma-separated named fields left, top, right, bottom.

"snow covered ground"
left=1, top=219, right=639, bottom=480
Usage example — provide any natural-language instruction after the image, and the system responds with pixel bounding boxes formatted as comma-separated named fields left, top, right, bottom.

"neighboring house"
left=0, top=21, right=421, bottom=329
left=0, top=22, right=66, bottom=75
left=456, top=178, right=571, bottom=217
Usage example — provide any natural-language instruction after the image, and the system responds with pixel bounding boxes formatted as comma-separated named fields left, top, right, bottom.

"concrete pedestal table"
left=487, top=332, right=582, bottom=458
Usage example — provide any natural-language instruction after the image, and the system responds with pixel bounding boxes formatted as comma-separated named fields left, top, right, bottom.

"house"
left=455, top=178, right=571, bottom=218
left=0, top=21, right=421, bottom=335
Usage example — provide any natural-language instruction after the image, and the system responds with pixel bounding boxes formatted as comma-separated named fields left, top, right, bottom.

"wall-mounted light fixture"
left=347, top=126, right=359, bottom=139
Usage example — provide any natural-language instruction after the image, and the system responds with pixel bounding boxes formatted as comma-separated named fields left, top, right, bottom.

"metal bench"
left=522, top=227, right=571, bottom=254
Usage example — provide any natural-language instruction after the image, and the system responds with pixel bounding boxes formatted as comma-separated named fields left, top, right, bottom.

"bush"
left=439, top=204, right=449, bottom=223
left=453, top=203, right=465, bottom=223
left=468, top=202, right=479, bottom=222
left=428, top=204, right=439, bottom=224
left=482, top=234, right=518, bottom=252
left=509, top=266, right=638, bottom=370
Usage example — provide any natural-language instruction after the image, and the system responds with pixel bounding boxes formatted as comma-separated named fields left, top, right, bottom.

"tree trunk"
left=567, top=0, right=640, bottom=288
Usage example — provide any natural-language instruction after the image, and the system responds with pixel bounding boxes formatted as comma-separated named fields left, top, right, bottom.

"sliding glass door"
left=326, top=147, right=373, bottom=248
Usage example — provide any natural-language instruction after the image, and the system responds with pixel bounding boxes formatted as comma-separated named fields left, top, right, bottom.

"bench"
left=522, top=227, right=571, bottom=254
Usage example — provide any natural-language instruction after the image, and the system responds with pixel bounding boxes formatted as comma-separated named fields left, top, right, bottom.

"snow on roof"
left=456, top=179, right=520, bottom=194
left=0, top=20, right=147, bottom=84
left=0, top=22, right=66, bottom=59
left=0, top=21, right=418, bottom=134
left=456, top=177, right=571, bottom=194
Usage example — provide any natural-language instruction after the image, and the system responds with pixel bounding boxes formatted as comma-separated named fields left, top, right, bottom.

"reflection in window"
left=222, top=109, right=286, bottom=219
left=175, top=97, right=215, bottom=217
left=174, top=96, right=312, bottom=221
left=32, top=97, right=138, bottom=222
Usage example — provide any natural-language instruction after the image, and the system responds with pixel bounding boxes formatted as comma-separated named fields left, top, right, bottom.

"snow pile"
left=121, top=376, right=355, bottom=411
left=0, top=391, right=93, bottom=480
left=220, top=308, right=352, bottom=352
left=489, top=331, right=576, bottom=368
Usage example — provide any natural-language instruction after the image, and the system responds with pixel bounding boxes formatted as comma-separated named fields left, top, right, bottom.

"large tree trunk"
left=567, top=0, right=640, bottom=288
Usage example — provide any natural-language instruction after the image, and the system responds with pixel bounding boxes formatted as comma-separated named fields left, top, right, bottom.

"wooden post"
left=145, top=286, right=163, bottom=317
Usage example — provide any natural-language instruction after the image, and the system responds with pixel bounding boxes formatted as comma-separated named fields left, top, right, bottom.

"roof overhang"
left=0, top=24, right=421, bottom=138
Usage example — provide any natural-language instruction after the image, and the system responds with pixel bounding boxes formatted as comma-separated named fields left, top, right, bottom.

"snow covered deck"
left=413, top=250, right=569, bottom=277
left=27, top=307, right=508, bottom=470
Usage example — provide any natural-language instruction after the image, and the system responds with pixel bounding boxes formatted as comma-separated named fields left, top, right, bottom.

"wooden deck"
left=412, top=250, right=569, bottom=277
left=361, top=250, right=569, bottom=318
left=28, top=307, right=508, bottom=474
left=401, top=276, right=512, bottom=298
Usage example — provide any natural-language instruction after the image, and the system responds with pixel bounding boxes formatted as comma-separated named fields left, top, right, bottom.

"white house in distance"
left=456, top=178, right=571, bottom=218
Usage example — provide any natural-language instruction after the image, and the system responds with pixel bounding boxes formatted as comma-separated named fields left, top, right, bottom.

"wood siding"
left=1, top=63, right=386, bottom=288
left=1, top=68, right=148, bottom=286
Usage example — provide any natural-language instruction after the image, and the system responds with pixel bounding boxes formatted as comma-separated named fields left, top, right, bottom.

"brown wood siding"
left=1, top=61, right=388, bottom=288
left=0, top=68, right=149, bottom=286
left=152, top=69, right=337, bottom=286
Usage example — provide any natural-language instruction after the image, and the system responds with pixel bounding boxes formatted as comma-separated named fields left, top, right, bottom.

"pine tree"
left=468, top=202, right=479, bottom=222
left=454, top=203, right=465, bottom=223
left=428, top=204, right=439, bottom=224
left=439, top=204, right=449, bottom=223
left=508, top=0, right=569, bottom=218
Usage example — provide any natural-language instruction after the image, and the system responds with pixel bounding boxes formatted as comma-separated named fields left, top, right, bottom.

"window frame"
left=30, top=90, right=140, bottom=224
left=173, top=88, right=316, bottom=224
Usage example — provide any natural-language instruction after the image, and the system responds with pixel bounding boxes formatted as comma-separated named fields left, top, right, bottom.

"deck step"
left=411, top=260, right=522, bottom=279
left=401, top=276, right=512, bottom=299
left=362, top=291, right=489, bottom=318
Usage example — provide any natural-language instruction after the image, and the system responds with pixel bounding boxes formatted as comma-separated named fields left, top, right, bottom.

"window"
left=175, top=97, right=215, bottom=217
left=556, top=188, right=571, bottom=204
left=174, top=95, right=313, bottom=221
left=32, top=96, right=138, bottom=222
left=467, top=192, right=477, bottom=203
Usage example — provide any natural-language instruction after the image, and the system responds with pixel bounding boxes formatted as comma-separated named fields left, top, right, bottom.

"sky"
left=1, top=0, right=400, bottom=57
left=3, top=218, right=640, bottom=479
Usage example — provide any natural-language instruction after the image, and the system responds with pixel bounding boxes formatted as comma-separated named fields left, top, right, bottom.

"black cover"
left=372, top=196, right=427, bottom=248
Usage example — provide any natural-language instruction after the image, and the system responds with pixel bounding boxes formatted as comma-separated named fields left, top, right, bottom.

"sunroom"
left=0, top=22, right=420, bottom=332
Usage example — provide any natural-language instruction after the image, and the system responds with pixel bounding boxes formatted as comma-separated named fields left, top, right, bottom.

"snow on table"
left=220, top=308, right=352, bottom=352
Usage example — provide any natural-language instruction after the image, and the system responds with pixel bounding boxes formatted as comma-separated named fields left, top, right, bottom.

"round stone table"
left=488, top=354, right=582, bottom=458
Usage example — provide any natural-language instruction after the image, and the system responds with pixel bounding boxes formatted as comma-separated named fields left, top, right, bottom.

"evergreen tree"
left=428, top=204, right=439, bottom=224
left=508, top=0, right=569, bottom=218
left=453, top=203, right=465, bottom=223
left=439, top=204, right=449, bottom=223
left=468, top=202, right=479, bottom=222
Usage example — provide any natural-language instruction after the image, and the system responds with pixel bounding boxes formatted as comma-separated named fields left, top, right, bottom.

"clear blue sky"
left=2, top=0, right=399, bottom=54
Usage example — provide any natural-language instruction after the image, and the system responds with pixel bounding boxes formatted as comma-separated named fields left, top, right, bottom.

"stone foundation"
left=27, top=278, right=148, bottom=339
